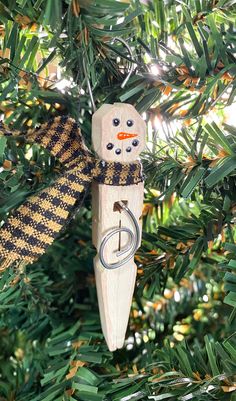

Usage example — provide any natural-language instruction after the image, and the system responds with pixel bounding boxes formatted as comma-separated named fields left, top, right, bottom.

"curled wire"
left=98, top=201, right=140, bottom=270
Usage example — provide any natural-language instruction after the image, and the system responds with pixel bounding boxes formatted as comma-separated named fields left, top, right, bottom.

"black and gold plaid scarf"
left=0, top=116, right=143, bottom=270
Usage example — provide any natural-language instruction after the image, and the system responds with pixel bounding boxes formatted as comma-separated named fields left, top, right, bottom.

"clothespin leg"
left=94, top=257, right=136, bottom=351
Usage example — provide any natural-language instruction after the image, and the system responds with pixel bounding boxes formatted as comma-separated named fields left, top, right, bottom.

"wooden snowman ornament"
left=92, top=103, right=146, bottom=351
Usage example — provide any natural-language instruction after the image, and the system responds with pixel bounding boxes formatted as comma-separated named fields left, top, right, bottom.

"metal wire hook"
left=99, top=201, right=140, bottom=270
left=82, top=57, right=97, bottom=113
left=83, top=37, right=135, bottom=111
left=112, top=37, right=135, bottom=88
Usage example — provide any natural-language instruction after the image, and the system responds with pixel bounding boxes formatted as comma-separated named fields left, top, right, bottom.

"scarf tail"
left=0, top=163, right=93, bottom=269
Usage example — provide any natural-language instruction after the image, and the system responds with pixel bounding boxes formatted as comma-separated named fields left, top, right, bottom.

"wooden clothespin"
left=92, top=103, right=146, bottom=351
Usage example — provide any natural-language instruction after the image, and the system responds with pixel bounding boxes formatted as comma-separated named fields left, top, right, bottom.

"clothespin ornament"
left=92, top=103, right=146, bottom=351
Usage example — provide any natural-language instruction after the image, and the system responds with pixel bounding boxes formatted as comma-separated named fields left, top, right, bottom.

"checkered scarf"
left=0, top=116, right=143, bottom=270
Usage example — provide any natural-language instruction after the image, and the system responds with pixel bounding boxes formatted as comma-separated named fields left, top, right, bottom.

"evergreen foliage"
left=0, top=0, right=235, bottom=400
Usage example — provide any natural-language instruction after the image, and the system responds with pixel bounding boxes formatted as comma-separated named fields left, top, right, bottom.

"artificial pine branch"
left=0, top=1, right=235, bottom=400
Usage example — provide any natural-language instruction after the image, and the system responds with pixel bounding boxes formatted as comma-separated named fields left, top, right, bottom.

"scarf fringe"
left=0, top=258, right=16, bottom=272
left=0, top=258, right=28, bottom=273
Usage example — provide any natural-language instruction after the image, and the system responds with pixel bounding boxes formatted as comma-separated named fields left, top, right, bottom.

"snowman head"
left=92, top=103, right=146, bottom=162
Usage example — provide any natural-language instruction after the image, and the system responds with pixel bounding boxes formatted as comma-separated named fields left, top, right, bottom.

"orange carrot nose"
left=117, top=132, right=138, bottom=140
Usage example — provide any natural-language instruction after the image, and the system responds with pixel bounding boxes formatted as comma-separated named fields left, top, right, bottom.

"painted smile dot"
left=126, top=146, right=132, bottom=152
left=113, top=118, right=120, bottom=127
left=106, top=143, right=114, bottom=150
left=115, top=148, right=121, bottom=155
left=132, top=139, right=139, bottom=146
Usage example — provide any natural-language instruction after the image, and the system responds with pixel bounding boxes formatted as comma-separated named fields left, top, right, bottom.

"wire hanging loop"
left=98, top=201, right=140, bottom=270
left=82, top=57, right=97, bottom=113
left=83, top=37, right=134, bottom=112
left=112, top=37, right=134, bottom=88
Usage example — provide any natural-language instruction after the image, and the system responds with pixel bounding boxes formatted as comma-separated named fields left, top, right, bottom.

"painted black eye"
left=127, top=120, right=133, bottom=127
left=106, top=143, right=114, bottom=150
left=115, top=148, right=121, bottom=155
left=132, top=139, right=139, bottom=146
left=113, top=118, right=120, bottom=127
left=126, top=147, right=132, bottom=152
